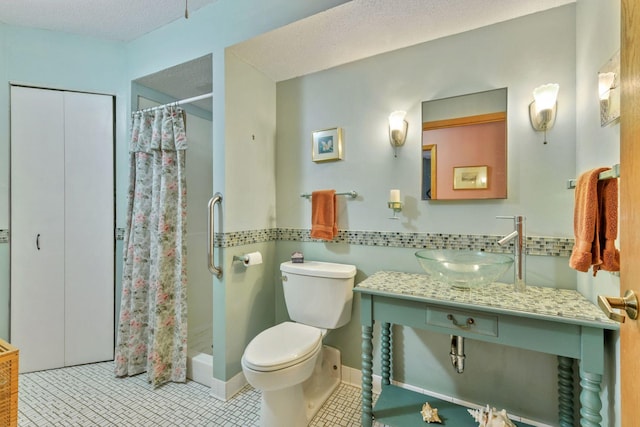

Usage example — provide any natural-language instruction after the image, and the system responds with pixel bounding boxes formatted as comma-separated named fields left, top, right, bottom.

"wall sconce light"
left=388, top=189, right=402, bottom=219
left=598, top=51, right=620, bottom=127
left=389, top=110, right=408, bottom=157
left=598, top=71, right=619, bottom=126
left=529, top=83, right=559, bottom=144
left=598, top=72, right=616, bottom=124
left=598, top=72, right=616, bottom=101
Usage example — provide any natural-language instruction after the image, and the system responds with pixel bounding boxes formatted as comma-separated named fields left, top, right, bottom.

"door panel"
left=10, top=86, right=66, bottom=372
left=10, top=86, right=115, bottom=372
left=63, top=92, right=115, bottom=366
left=620, top=0, right=639, bottom=423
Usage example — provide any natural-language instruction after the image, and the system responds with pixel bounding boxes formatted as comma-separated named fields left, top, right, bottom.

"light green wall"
left=275, top=6, right=577, bottom=425
left=224, top=51, right=277, bottom=233
left=212, top=51, right=278, bottom=380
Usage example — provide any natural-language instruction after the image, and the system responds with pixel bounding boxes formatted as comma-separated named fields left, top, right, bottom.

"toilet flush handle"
left=281, top=275, right=288, bottom=282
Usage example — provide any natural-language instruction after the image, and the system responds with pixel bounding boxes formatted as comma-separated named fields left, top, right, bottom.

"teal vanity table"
left=355, top=271, right=618, bottom=427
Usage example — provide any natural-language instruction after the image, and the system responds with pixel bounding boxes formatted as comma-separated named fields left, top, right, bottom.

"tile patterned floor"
left=18, top=361, right=382, bottom=426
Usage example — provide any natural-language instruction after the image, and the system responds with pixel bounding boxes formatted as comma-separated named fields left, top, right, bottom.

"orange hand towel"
left=569, top=167, right=609, bottom=272
left=592, top=177, right=620, bottom=276
left=310, top=189, right=337, bottom=241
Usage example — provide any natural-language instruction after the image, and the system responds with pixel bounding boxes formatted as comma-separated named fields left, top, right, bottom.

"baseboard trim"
left=210, top=371, right=248, bottom=402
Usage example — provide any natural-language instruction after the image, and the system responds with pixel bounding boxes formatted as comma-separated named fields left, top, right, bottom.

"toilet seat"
left=243, top=322, right=322, bottom=372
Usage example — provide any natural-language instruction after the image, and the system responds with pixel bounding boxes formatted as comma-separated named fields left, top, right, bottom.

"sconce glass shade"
left=529, top=83, right=559, bottom=133
left=532, top=83, right=559, bottom=111
left=389, top=110, right=408, bottom=148
left=598, top=72, right=616, bottom=100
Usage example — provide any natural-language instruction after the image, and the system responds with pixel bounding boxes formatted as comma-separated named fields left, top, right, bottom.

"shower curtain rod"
left=134, top=92, right=212, bottom=114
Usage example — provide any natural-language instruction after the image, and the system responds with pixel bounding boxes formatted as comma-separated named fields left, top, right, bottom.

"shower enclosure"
left=127, top=54, right=214, bottom=386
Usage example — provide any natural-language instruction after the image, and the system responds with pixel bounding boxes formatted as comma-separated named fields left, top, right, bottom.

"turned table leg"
left=362, top=324, right=374, bottom=427
left=557, top=356, right=575, bottom=427
left=579, top=368, right=603, bottom=427
left=381, top=322, right=391, bottom=386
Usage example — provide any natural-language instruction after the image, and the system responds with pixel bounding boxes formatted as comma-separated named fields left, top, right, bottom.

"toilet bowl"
left=241, top=261, right=356, bottom=427
left=241, top=322, right=323, bottom=391
left=242, top=322, right=324, bottom=427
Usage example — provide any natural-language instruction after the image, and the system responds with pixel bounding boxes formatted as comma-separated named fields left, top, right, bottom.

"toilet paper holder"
left=233, top=252, right=263, bottom=266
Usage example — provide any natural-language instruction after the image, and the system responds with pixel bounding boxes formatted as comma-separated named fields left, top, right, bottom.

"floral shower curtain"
left=115, top=107, right=188, bottom=387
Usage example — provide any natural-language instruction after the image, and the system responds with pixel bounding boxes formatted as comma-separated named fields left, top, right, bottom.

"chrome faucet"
left=497, top=215, right=526, bottom=292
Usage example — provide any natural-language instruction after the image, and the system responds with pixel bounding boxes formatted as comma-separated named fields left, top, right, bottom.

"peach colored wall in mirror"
left=423, top=121, right=507, bottom=199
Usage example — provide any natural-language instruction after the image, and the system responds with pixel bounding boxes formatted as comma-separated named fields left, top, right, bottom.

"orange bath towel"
left=569, top=167, right=620, bottom=275
left=592, top=177, right=620, bottom=275
left=310, top=189, right=337, bottom=241
left=569, top=168, right=609, bottom=272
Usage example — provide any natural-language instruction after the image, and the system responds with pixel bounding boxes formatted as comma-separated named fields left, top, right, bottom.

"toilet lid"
left=243, top=322, right=322, bottom=372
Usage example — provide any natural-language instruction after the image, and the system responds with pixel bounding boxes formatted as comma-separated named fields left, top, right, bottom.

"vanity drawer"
left=426, top=306, right=498, bottom=337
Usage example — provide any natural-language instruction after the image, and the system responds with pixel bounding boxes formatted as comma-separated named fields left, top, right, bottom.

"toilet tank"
left=280, top=261, right=356, bottom=329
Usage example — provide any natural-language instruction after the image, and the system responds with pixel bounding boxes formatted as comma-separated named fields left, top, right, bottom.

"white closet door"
left=63, top=92, right=114, bottom=366
left=10, top=86, right=114, bottom=372
left=10, top=86, right=66, bottom=372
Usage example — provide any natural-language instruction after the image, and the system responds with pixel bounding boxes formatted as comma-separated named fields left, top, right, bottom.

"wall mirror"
left=422, top=88, right=507, bottom=200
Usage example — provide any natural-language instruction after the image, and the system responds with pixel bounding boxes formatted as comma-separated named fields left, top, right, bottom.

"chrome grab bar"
left=207, top=193, right=223, bottom=279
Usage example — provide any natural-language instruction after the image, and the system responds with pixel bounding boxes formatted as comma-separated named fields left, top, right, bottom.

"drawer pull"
left=447, top=314, right=475, bottom=329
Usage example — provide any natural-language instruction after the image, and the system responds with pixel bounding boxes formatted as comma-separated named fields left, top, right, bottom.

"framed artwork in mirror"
left=312, top=127, right=343, bottom=162
left=453, top=165, right=488, bottom=190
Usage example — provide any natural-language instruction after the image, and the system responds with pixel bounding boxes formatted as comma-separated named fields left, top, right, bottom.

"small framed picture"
left=453, top=165, right=488, bottom=190
left=312, top=127, right=343, bottom=162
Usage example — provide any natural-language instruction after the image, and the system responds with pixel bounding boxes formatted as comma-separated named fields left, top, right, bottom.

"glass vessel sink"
left=415, top=249, right=513, bottom=289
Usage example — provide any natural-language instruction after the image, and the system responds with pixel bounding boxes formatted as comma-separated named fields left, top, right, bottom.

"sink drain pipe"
left=449, top=335, right=465, bottom=373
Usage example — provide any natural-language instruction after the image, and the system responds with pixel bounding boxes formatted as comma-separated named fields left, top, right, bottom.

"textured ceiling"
left=230, top=0, right=575, bottom=82
left=0, top=0, right=218, bottom=41
left=1, top=0, right=575, bottom=110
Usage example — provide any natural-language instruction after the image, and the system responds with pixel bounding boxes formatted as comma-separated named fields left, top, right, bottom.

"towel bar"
left=301, top=190, right=358, bottom=199
left=567, top=164, right=620, bottom=189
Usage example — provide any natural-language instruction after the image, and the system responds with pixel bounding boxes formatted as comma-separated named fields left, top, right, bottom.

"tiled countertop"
left=355, top=271, right=619, bottom=329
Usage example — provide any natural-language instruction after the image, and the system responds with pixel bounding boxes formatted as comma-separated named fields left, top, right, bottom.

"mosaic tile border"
left=275, top=229, right=574, bottom=256
left=210, top=228, right=572, bottom=257
left=8, top=227, right=573, bottom=256
left=113, top=227, right=572, bottom=256
left=277, top=229, right=573, bottom=257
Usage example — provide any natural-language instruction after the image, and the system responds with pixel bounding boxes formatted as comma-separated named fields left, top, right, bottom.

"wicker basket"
left=0, top=339, right=18, bottom=427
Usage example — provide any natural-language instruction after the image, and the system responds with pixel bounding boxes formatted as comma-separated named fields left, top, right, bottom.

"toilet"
left=241, top=261, right=357, bottom=427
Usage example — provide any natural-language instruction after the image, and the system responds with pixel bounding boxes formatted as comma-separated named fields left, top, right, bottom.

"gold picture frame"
left=453, top=165, right=488, bottom=190
left=312, top=127, right=343, bottom=162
